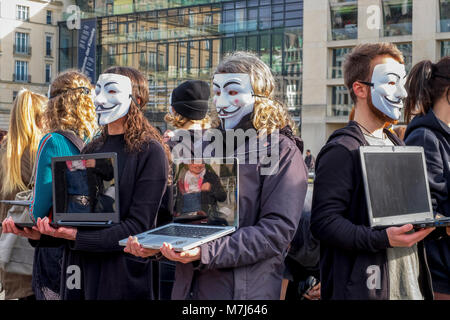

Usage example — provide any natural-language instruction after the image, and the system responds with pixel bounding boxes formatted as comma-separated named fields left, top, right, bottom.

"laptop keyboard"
left=149, top=225, right=224, bottom=239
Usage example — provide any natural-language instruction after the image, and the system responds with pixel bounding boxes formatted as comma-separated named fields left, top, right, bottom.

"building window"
left=442, top=41, right=450, bottom=57
left=16, top=5, right=29, bottom=21
left=382, top=0, right=413, bottom=37
left=108, top=19, right=117, bottom=34
left=15, top=60, right=29, bottom=82
left=330, top=47, right=352, bottom=79
left=108, top=45, right=116, bottom=65
left=396, top=43, right=412, bottom=72
left=106, top=0, right=114, bottom=16
left=45, top=64, right=51, bottom=83
left=440, top=0, right=450, bottom=32
left=46, top=10, right=52, bottom=25
left=331, top=85, right=352, bottom=116
left=15, top=32, right=29, bottom=54
left=46, top=35, right=52, bottom=57
left=329, top=0, right=358, bottom=41
left=149, top=52, right=157, bottom=69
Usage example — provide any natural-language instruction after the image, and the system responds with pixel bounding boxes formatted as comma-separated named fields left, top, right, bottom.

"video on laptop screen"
left=364, top=152, right=430, bottom=218
left=172, top=158, right=238, bottom=226
left=53, top=156, right=117, bottom=214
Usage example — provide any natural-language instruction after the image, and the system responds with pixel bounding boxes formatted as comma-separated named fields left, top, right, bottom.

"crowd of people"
left=0, top=44, right=448, bottom=301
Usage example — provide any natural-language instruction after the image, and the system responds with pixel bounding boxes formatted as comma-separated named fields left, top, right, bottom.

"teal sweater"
left=29, top=133, right=80, bottom=221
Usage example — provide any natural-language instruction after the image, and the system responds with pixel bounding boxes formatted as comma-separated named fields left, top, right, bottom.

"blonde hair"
left=214, top=51, right=294, bottom=134
left=1, top=89, right=47, bottom=194
left=164, top=110, right=211, bottom=129
left=45, top=70, right=97, bottom=141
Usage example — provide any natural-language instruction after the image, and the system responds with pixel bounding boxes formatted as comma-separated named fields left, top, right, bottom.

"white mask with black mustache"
left=370, top=61, right=408, bottom=121
left=213, top=73, right=255, bottom=130
left=94, top=73, right=132, bottom=125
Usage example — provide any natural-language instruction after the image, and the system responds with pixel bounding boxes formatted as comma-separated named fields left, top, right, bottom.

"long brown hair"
left=85, top=66, right=171, bottom=166
left=404, top=57, right=450, bottom=123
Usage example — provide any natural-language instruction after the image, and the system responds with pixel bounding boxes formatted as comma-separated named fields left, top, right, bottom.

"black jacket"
left=32, top=139, right=168, bottom=300
left=405, top=110, right=450, bottom=294
left=311, top=121, right=434, bottom=300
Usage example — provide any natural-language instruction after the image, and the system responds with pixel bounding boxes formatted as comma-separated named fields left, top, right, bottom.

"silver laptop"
left=360, top=146, right=450, bottom=229
left=119, top=157, right=239, bottom=251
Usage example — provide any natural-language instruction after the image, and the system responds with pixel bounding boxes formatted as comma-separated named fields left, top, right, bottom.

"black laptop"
left=360, top=146, right=450, bottom=229
left=50, top=152, right=120, bottom=227
left=13, top=153, right=120, bottom=229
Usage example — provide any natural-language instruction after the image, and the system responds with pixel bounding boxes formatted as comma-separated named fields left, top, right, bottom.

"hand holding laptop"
left=34, top=217, right=77, bottom=241
left=123, top=236, right=160, bottom=258
left=2, top=216, right=41, bottom=240
left=386, top=224, right=435, bottom=247
left=160, top=242, right=201, bottom=263
left=122, top=236, right=201, bottom=262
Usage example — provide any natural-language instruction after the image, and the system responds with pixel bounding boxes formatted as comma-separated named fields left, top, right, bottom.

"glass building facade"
left=440, top=0, right=450, bottom=33
left=59, top=0, right=303, bottom=131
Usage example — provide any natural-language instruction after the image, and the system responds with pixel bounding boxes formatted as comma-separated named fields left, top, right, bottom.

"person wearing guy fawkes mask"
left=26, top=67, right=170, bottom=300
left=311, top=43, right=436, bottom=300
left=151, top=52, right=309, bottom=300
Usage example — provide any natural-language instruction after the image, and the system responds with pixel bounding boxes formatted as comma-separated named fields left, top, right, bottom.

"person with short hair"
left=311, top=43, right=436, bottom=300
left=304, top=149, right=315, bottom=172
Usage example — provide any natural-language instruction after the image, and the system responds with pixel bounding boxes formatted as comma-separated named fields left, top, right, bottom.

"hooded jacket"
left=311, top=121, right=434, bottom=300
left=405, top=110, right=450, bottom=295
left=171, top=117, right=308, bottom=300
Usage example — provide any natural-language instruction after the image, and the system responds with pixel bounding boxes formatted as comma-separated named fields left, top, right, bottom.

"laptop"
left=48, top=152, right=120, bottom=227
left=119, top=157, right=239, bottom=252
left=360, top=146, right=450, bottom=229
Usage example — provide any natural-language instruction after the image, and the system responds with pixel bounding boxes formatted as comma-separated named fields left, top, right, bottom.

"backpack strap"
left=54, top=130, right=85, bottom=152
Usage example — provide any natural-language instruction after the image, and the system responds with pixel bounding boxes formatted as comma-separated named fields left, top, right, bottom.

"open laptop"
left=48, top=152, right=120, bottom=227
left=360, top=146, right=450, bottom=229
left=119, top=157, right=238, bottom=252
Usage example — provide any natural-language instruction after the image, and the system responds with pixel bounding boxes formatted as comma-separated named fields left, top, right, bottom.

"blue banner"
left=78, top=18, right=97, bottom=82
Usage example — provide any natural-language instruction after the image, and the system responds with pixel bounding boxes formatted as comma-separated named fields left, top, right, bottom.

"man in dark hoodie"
left=311, top=43, right=436, bottom=300
left=403, top=57, right=450, bottom=300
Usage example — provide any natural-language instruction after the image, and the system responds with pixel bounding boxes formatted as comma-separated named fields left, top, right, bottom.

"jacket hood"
left=327, top=121, right=367, bottom=146
left=405, top=110, right=450, bottom=140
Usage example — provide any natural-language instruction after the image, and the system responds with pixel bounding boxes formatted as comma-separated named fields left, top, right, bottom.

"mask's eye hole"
left=228, top=90, right=238, bottom=96
left=214, top=91, right=221, bottom=96
left=388, top=81, right=396, bottom=85
left=108, top=90, right=117, bottom=94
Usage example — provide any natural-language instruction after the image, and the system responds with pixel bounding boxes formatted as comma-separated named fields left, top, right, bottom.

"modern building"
left=302, top=0, right=450, bottom=156
left=59, top=0, right=304, bottom=130
left=0, top=0, right=74, bottom=129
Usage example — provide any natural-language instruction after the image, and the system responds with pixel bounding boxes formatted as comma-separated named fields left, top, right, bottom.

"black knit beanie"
left=170, top=80, right=210, bottom=120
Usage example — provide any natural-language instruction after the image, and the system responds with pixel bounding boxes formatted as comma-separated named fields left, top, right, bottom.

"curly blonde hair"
left=214, top=51, right=294, bottom=134
left=164, top=110, right=211, bottom=129
left=45, top=70, right=97, bottom=141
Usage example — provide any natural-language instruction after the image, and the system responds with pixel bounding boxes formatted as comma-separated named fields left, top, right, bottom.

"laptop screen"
left=52, top=153, right=119, bottom=220
left=363, top=151, right=430, bottom=219
left=172, top=158, right=238, bottom=227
